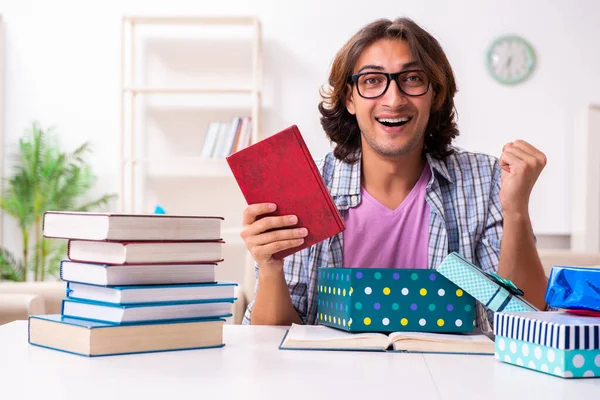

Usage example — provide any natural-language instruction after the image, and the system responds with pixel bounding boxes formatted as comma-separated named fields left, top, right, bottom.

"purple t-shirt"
left=343, top=164, right=431, bottom=269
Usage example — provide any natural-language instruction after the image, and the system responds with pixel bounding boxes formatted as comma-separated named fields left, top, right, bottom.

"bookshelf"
left=119, top=15, right=262, bottom=218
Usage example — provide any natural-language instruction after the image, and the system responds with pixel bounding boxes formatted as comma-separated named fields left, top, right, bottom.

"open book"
left=279, top=324, right=494, bottom=355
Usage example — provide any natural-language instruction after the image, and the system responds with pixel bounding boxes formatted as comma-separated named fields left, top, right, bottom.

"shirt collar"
left=329, top=150, right=454, bottom=198
left=425, top=152, right=454, bottom=184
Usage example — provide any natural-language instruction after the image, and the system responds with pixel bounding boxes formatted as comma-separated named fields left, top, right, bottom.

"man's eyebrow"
left=356, top=64, right=385, bottom=73
left=356, top=61, right=421, bottom=73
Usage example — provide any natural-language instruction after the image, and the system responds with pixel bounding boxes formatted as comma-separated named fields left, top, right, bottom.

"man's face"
left=346, top=39, right=434, bottom=159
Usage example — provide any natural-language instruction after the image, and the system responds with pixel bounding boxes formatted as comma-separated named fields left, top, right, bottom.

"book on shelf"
left=67, top=239, right=224, bottom=265
left=61, top=298, right=234, bottom=324
left=28, top=314, right=225, bottom=357
left=43, top=211, right=223, bottom=241
left=226, top=124, right=345, bottom=259
left=279, top=324, right=495, bottom=354
left=201, top=117, right=252, bottom=158
left=201, top=121, right=221, bottom=158
left=66, top=281, right=237, bottom=305
left=59, top=260, right=218, bottom=286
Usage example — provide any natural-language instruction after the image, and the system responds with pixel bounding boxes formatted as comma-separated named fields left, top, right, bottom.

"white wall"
left=2, top=0, right=600, bottom=259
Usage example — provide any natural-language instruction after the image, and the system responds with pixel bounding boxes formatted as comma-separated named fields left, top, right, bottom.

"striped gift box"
left=493, top=311, right=600, bottom=378
left=494, top=311, right=600, bottom=350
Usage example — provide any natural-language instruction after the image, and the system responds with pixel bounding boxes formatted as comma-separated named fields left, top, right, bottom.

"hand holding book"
left=227, top=125, right=345, bottom=261
left=240, top=203, right=309, bottom=270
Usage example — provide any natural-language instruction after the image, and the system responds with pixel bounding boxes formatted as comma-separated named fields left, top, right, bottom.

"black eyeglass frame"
left=348, top=69, right=431, bottom=99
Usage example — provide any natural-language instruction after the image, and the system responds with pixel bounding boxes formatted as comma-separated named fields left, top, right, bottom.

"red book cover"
left=226, top=125, right=345, bottom=259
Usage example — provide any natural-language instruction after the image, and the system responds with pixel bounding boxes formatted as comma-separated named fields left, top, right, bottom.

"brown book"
left=29, top=315, right=224, bottom=357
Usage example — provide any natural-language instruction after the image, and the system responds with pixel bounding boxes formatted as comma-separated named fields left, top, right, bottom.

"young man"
left=239, top=17, right=549, bottom=330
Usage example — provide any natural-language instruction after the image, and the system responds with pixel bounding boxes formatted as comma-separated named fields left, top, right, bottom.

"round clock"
left=486, top=35, right=536, bottom=85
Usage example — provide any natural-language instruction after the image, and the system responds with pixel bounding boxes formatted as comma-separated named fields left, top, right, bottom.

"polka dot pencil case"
left=493, top=311, right=600, bottom=378
left=317, top=268, right=476, bottom=333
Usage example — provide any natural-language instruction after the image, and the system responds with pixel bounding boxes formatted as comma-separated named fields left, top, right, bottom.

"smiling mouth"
left=376, top=117, right=412, bottom=127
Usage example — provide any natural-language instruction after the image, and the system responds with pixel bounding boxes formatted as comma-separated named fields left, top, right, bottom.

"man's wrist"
left=258, top=262, right=285, bottom=280
left=502, top=208, right=530, bottom=222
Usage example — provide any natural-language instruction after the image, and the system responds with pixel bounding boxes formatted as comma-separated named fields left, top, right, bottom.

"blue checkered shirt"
left=243, top=148, right=504, bottom=331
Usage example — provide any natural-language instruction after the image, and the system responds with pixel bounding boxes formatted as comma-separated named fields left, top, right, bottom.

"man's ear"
left=345, top=84, right=356, bottom=115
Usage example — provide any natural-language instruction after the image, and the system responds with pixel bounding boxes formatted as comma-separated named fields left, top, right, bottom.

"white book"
left=43, top=211, right=223, bottom=241
left=62, top=298, right=233, bottom=324
left=279, top=324, right=495, bottom=354
left=201, top=122, right=221, bottom=158
left=211, top=121, right=231, bottom=158
left=66, top=281, right=237, bottom=305
left=68, top=240, right=223, bottom=265
left=60, top=261, right=217, bottom=286
left=220, top=116, right=242, bottom=157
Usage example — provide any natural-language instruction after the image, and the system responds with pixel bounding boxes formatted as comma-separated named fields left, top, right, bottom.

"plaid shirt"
left=243, top=148, right=504, bottom=330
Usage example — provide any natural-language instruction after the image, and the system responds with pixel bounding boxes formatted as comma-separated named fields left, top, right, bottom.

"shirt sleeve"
left=242, top=249, right=309, bottom=325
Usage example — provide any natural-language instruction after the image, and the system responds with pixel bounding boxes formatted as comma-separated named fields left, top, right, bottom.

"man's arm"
left=239, top=203, right=310, bottom=325
left=498, top=212, right=548, bottom=310
left=243, top=249, right=308, bottom=325
left=250, top=261, right=303, bottom=325
left=497, top=140, right=548, bottom=310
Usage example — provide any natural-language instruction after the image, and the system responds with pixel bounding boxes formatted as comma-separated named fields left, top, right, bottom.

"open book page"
left=280, top=324, right=391, bottom=350
left=388, top=331, right=494, bottom=354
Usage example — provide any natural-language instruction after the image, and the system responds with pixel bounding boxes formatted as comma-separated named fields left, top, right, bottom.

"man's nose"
left=380, top=79, right=408, bottom=108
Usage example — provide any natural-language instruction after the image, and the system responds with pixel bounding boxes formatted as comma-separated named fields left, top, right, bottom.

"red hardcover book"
left=226, top=125, right=345, bottom=259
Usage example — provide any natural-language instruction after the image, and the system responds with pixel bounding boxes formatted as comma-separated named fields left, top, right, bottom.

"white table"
left=1, top=321, right=600, bottom=400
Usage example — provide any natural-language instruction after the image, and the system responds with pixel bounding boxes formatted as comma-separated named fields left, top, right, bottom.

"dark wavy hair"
left=318, top=17, right=459, bottom=163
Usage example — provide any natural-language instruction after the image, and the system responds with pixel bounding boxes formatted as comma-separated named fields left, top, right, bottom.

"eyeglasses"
left=349, top=69, right=430, bottom=99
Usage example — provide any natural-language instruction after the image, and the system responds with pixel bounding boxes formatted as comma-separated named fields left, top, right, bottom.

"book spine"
left=291, top=125, right=345, bottom=231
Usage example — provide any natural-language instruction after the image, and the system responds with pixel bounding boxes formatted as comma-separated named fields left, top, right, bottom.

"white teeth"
left=377, top=117, right=410, bottom=123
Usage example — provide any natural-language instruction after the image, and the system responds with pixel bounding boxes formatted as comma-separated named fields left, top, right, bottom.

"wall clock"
left=486, top=35, right=536, bottom=85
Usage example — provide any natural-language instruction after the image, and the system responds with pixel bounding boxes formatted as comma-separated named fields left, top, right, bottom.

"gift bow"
left=487, top=271, right=524, bottom=296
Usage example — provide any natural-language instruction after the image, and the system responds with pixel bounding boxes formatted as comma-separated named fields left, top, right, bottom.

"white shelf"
left=123, top=87, right=260, bottom=95
left=125, top=16, right=259, bottom=26
left=120, top=15, right=262, bottom=212
left=131, top=157, right=235, bottom=178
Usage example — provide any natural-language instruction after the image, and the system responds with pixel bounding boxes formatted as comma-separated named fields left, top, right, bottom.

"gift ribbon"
left=487, top=271, right=524, bottom=296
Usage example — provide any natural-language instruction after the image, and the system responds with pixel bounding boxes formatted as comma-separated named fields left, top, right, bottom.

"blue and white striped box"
left=437, top=252, right=538, bottom=313
left=494, top=311, right=600, bottom=378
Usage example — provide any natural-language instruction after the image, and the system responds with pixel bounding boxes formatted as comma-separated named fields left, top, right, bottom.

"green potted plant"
left=0, top=122, right=117, bottom=281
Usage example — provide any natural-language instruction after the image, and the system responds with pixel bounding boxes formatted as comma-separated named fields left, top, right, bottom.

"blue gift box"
left=316, top=268, right=476, bottom=333
left=436, top=252, right=538, bottom=313
left=494, top=311, right=600, bottom=378
left=545, top=266, right=600, bottom=312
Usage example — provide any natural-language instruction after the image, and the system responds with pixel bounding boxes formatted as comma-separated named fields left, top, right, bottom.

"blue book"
left=28, top=314, right=225, bottom=357
left=66, top=281, right=237, bottom=305
left=61, top=297, right=234, bottom=324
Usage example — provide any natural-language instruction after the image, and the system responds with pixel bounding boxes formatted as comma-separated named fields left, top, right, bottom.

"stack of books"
left=28, top=211, right=235, bottom=357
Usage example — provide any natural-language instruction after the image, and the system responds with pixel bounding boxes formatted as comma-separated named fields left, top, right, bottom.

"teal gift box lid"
left=317, top=268, right=476, bottom=333
left=437, top=252, right=538, bottom=313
